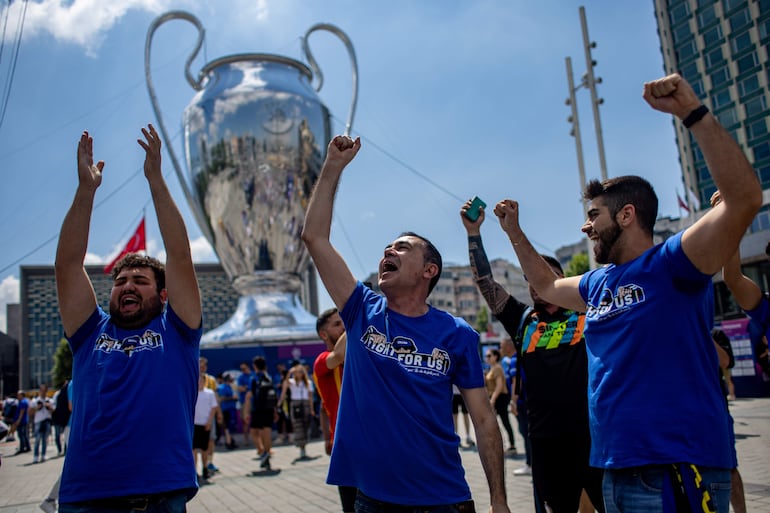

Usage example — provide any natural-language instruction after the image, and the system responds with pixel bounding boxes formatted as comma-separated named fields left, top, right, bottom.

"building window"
left=674, top=23, right=692, bottom=44
left=670, top=2, right=691, bottom=24
left=677, top=40, right=698, bottom=60
left=760, top=19, right=770, bottom=41
left=746, top=119, right=768, bottom=141
left=710, top=66, right=731, bottom=87
left=697, top=5, right=717, bottom=30
left=730, top=31, right=754, bottom=54
left=736, top=52, right=759, bottom=74
left=716, top=107, right=738, bottom=127
left=738, top=74, right=760, bottom=97
left=704, top=47, right=725, bottom=69
left=729, top=8, right=752, bottom=32
left=703, top=25, right=723, bottom=46
left=711, top=89, right=732, bottom=109
left=723, top=0, right=746, bottom=12
left=696, top=0, right=714, bottom=6
left=744, top=95, right=768, bottom=118
left=680, top=62, right=699, bottom=82
left=691, top=79, right=705, bottom=96
left=759, top=165, right=770, bottom=185
left=753, top=142, right=770, bottom=161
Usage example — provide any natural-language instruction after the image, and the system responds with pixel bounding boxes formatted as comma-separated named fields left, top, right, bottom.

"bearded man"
left=55, top=125, right=202, bottom=513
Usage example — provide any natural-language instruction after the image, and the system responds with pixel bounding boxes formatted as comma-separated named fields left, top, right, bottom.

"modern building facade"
left=654, top=0, right=770, bottom=319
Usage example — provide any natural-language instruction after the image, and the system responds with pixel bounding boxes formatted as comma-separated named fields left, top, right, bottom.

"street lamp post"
left=579, top=5, right=608, bottom=182
left=565, top=56, right=597, bottom=271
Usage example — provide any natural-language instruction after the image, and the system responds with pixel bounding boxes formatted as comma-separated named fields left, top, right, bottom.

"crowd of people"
left=2, top=72, right=767, bottom=513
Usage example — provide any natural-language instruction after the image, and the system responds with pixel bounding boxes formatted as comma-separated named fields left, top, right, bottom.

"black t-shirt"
left=497, top=296, right=590, bottom=438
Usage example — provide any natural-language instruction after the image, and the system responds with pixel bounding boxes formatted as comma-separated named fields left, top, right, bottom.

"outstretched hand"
left=137, top=124, right=162, bottom=180
left=642, top=74, right=701, bottom=119
left=77, top=131, right=104, bottom=190
left=460, top=198, right=485, bottom=235
left=325, top=135, right=361, bottom=171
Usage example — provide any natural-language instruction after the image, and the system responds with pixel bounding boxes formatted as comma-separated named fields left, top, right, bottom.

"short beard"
left=109, top=295, right=164, bottom=330
left=594, top=220, right=622, bottom=264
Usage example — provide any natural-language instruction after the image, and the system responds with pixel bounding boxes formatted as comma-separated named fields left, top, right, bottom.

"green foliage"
left=565, top=252, right=589, bottom=277
left=51, top=338, right=72, bottom=389
left=476, top=304, right=489, bottom=333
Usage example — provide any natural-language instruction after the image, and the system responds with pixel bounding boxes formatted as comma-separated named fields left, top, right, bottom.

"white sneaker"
left=39, top=498, right=56, bottom=513
left=32, top=456, right=39, bottom=464
left=513, top=464, right=532, bottom=476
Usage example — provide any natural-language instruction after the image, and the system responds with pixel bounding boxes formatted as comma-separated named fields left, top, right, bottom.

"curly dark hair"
left=110, top=253, right=165, bottom=292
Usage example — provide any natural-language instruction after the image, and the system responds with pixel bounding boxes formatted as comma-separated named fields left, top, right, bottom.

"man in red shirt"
left=313, top=308, right=356, bottom=513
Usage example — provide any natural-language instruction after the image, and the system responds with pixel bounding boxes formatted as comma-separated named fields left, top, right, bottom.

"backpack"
left=251, top=372, right=277, bottom=411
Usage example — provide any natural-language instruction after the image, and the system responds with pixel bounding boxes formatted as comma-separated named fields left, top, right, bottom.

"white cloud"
left=18, top=0, right=178, bottom=56
left=190, top=235, right=216, bottom=262
left=15, top=0, right=278, bottom=56
left=0, top=275, right=20, bottom=333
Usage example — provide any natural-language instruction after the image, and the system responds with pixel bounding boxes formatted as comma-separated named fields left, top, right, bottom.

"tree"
left=565, top=252, right=589, bottom=277
left=476, top=304, right=489, bottom=334
left=51, top=338, right=72, bottom=389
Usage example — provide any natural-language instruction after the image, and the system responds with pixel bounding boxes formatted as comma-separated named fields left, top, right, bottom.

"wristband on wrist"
left=683, top=105, right=709, bottom=129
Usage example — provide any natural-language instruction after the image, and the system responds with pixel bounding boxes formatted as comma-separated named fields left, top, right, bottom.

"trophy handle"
left=302, top=23, right=359, bottom=136
left=144, top=10, right=213, bottom=242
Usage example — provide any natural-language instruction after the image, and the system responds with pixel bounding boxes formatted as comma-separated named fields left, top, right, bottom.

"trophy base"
left=201, top=291, right=319, bottom=347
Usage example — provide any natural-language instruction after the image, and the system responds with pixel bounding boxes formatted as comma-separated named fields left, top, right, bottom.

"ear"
left=423, top=262, right=439, bottom=281
left=159, top=288, right=169, bottom=304
left=615, top=204, right=635, bottom=228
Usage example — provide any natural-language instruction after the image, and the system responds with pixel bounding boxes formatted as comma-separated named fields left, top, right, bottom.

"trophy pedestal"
left=200, top=291, right=319, bottom=347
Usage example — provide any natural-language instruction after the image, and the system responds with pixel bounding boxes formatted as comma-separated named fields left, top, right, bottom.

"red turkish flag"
left=104, top=218, right=146, bottom=274
left=677, top=194, right=690, bottom=213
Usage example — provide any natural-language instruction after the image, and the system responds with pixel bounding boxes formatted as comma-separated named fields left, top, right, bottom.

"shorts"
left=452, top=394, right=468, bottom=414
left=193, top=425, right=210, bottom=450
left=249, top=408, right=274, bottom=429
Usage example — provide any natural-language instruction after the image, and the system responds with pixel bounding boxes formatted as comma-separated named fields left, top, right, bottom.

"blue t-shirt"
left=330, top=282, right=484, bottom=505
left=217, top=383, right=237, bottom=412
left=578, top=232, right=734, bottom=469
left=15, top=398, right=28, bottom=424
left=60, top=305, right=201, bottom=503
left=236, top=371, right=254, bottom=405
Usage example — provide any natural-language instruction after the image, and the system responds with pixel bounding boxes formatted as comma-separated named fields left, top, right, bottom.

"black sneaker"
left=260, top=454, right=271, bottom=469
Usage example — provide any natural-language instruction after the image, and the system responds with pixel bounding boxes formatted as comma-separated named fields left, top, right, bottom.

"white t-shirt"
left=33, top=396, right=53, bottom=423
left=194, top=388, right=218, bottom=426
left=288, top=378, right=313, bottom=401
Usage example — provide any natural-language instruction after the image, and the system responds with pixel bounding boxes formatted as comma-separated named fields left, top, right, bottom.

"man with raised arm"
left=492, top=74, right=761, bottom=513
left=56, top=125, right=202, bottom=513
left=302, top=135, right=509, bottom=513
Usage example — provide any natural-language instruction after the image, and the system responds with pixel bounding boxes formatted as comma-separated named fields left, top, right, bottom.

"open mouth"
left=381, top=260, right=398, bottom=273
left=120, top=295, right=141, bottom=309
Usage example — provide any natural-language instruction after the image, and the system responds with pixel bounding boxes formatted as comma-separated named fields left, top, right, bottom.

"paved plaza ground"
left=1, top=396, right=768, bottom=513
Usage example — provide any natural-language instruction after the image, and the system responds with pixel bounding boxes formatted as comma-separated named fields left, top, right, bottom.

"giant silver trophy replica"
left=145, top=11, right=358, bottom=348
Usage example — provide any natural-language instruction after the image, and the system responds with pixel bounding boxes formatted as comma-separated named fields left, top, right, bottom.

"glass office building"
left=654, top=0, right=770, bottom=319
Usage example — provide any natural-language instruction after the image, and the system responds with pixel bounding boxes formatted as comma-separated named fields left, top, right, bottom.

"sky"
left=0, top=0, right=687, bottom=333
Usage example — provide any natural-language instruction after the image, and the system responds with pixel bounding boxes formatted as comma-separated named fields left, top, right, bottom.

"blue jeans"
left=17, top=422, right=30, bottom=451
left=355, top=491, right=475, bottom=513
left=60, top=492, right=188, bottom=513
left=603, top=466, right=731, bottom=513
left=34, top=420, right=51, bottom=458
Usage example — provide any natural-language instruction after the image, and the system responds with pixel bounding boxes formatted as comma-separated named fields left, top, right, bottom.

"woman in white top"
left=278, top=364, right=315, bottom=458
